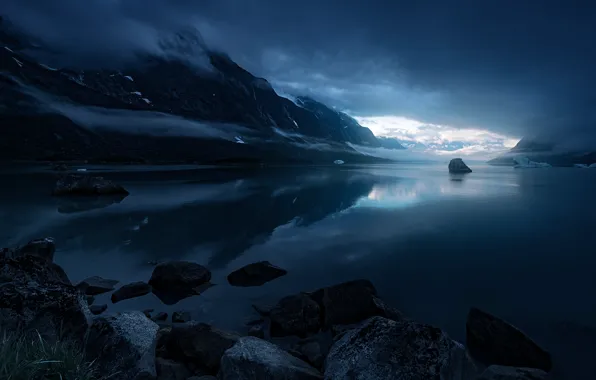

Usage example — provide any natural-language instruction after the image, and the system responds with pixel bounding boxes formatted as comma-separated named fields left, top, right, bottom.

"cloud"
left=2, top=0, right=596, bottom=149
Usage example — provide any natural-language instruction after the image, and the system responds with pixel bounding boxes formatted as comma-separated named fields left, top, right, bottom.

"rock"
left=310, top=279, right=402, bottom=327
left=52, top=174, right=129, bottom=196
left=466, top=308, right=552, bottom=372
left=172, top=310, right=191, bottom=323
left=149, top=261, right=211, bottom=293
left=269, top=293, right=321, bottom=337
left=219, top=337, right=322, bottom=380
left=76, top=276, right=119, bottom=295
left=325, top=316, right=477, bottom=380
left=0, top=255, right=91, bottom=343
left=86, top=311, right=159, bottom=380
left=296, top=340, right=325, bottom=369
left=90, top=304, right=108, bottom=315
left=152, top=312, right=168, bottom=322
left=155, top=357, right=191, bottom=380
left=143, top=309, right=154, bottom=318
left=477, top=365, right=549, bottom=379
left=17, top=237, right=56, bottom=262
left=111, top=281, right=151, bottom=303
left=248, top=324, right=265, bottom=339
left=449, top=158, right=473, bottom=173
left=163, top=322, right=240, bottom=374
left=77, top=276, right=119, bottom=296
left=226, top=261, right=287, bottom=287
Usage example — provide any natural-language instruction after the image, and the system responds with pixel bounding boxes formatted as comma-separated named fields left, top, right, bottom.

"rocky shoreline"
left=0, top=238, right=553, bottom=379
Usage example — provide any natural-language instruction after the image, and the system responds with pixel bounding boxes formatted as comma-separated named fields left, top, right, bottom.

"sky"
left=2, top=0, right=596, bottom=153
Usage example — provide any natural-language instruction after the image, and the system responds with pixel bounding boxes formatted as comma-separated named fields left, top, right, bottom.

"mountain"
left=376, top=136, right=406, bottom=150
left=488, top=137, right=596, bottom=166
left=0, top=19, right=383, bottom=164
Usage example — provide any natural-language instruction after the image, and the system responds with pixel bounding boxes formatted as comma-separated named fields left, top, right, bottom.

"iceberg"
left=513, top=156, right=551, bottom=169
left=589, top=163, right=596, bottom=168
left=574, top=164, right=589, bottom=168
left=333, top=160, right=345, bottom=165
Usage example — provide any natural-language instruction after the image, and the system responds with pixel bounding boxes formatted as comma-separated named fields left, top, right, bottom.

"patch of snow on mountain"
left=39, top=63, right=57, bottom=71
left=4, top=46, right=14, bottom=53
left=235, top=136, right=246, bottom=144
left=513, top=156, right=551, bottom=168
left=292, top=119, right=299, bottom=128
left=12, top=57, right=22, bottom=67
left=124, top=76, right=134, bottom=82
left=141, top=98, right=152, bottom=104
left=131, top=91, right=142, bottom=96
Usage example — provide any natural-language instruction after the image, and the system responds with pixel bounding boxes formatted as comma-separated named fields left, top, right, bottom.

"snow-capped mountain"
left=0, top=17, right=383, bottom=164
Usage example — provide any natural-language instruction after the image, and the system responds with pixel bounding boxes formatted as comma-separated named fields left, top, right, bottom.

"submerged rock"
left=149, top=261, right=211, bottom=293
left=111, top=281, right=151, bottom=303
left=269, top=293, right=321, bottom=337
left=477, top=365, right=549, bottom=379
left=77, top=275, right=119, bottom=295
left=52, top=174, right=129, bottom=196
left=152, top=312, right=168, bottom=322
left=162, top=322, right=240, bottom=374
left=449, top=158, right=473, bottom=173
left=219, top=336, right=322, bottom=380
left=227, top=261, right=287, bottom=287
left=86, top=311, right=159, bottom=380
left=172, top=310, right=191, bottom=323
left=325, top=316, right=476, bottom=380
left=466, top=308, right=552, bottom=372
left=89, top=304, right=108, bottom=315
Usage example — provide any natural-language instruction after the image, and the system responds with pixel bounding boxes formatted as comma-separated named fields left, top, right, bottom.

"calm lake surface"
left=2, top=162, right=596, bottom=379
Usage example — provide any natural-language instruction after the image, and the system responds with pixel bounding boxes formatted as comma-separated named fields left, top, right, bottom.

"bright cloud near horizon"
left=354, top=115, right=520, bottom=157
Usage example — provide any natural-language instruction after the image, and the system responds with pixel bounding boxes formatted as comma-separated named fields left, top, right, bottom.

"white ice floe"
left=76, top=168, right=87, bottom=172
left=131, top=91, right=142, bottom=96
left=124, top=75, right=134, bottom=82
left=12, top=57, right=23, bottom=67
left=513, top=156, right=551, bottom=168
left=141, top=98, right=152, bottom=104
left=574, top=164, right=589, bottom=168
left=333, top=159, right=345, bottom=165
left=4, top=46, right=14, bottom=53
left=590, top=163, right=596, bottom=168
left=235, top=136, right=246, bottom=144
left=39, top=63, right=57, bottom=71
left=142, top=217, right=149, bottom=225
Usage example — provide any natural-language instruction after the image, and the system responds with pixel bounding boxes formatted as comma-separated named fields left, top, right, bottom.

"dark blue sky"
left=2, top=0, right=596, bottom=147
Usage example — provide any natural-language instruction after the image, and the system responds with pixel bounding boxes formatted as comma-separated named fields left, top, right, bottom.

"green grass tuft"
left=0, top=330, right=97, bottom=380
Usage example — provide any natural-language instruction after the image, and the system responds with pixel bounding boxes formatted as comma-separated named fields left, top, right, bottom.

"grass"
left=0, top=330, right=97, bottom=380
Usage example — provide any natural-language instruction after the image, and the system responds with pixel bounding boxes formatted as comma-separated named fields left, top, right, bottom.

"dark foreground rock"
left=77, top=275, right=119, bottom=295
left=155, top=357, right=192, bottom=380
left=466, top=308, right=552, bottom=372
left=227, top=261, right=287, bottom=287
left=86, top=311, right=159, bottom=380
left=111, top=281, right=152, bottom=303
left=149, top=261, right=211, bottom=293
left=270, top=293, right=321, bottom=337
left=325, top=316, right=476, bottom=380
left=172, top=310, right=191, bottom=323
left=311, top=279, right=402, bottom=327
left=15, top=237, right=56, bottom=262
left=161, top=322, right=240, bottom=374
left=0, top=252, right=88, bottom=342
left=449, top=158, right=473, bottom=173
left=219, top=336, right=322, bottom=380
left=52, top=174, right=129, bottom=196
left=477, top=365, right=549, bottom=380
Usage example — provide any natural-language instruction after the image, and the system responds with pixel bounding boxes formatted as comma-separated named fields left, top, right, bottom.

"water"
left=2, top=163, right=596, bottom=378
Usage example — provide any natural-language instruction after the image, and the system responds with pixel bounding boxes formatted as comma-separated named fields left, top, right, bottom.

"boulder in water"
left=227, top=261, right=287, bottom=287
left=89, top=304, right=108, bottom=315
left=219, top=336, right=323, bottom=380
left=466, top=308, right=552, bottom=372
left=111, top=281, right=151, bottom=303
left=76, top=275, right=119, bottom=295
left=149, top=261, right=211, bottom=293
left=269, top=293, right=321, bottom=337
left=52, top=174, right=129, bottom=196
left=448, top=158, right=473, bottom=173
